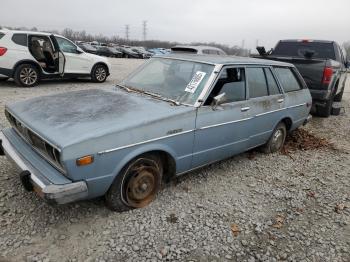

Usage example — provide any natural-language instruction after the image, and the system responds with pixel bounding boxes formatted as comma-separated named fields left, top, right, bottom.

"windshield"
left=121, top=58, right=214, bottom=105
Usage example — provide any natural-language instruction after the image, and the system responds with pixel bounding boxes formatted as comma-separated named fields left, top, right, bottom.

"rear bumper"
left=0, top=67, right=13, bottom=78
left=303, top=114, right=312, bottom=125
left=0, top=129, right=88, bottom=204
left=309, top=89, right=332, bottom=103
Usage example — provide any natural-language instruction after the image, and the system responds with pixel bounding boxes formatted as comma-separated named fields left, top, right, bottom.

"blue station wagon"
left=0, top=54, right=312, bottom=211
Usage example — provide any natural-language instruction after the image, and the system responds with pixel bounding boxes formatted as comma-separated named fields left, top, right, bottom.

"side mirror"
left=212, top=93, right=226, bottom=110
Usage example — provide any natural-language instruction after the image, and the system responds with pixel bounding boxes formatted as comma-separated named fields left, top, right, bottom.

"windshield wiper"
left=116, top=84, right=180, bottom=106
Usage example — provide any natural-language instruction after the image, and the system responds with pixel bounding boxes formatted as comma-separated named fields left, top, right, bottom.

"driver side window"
left=55, top=37, right=77, bottom=54
left=205, top=67, right=246, bottom=105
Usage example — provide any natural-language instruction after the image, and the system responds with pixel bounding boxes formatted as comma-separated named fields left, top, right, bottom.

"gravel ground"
left=0, top=59, right=349, bottom=262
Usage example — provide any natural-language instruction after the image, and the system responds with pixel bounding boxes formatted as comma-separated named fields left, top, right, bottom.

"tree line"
left=0, top=26, right=249, bottom=56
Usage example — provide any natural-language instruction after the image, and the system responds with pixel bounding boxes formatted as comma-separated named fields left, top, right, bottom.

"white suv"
left=0, top=29, right=111, bottom=87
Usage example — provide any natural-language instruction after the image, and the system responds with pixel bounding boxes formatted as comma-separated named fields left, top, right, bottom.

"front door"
left=54, top=36, right=91, bottom=74
left=192, top=67, right=251, bottom=168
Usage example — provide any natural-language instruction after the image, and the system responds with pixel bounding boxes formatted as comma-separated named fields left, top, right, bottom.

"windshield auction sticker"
left=185, top=71, right=207, bottom=93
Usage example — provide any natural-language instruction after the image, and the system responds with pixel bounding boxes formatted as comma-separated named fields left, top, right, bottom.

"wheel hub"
left=20, top=68, right=37, bottom=85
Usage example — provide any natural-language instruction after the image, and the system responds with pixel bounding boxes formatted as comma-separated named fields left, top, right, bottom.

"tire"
left=262, top=122, right=287, bottom=154
left=316, top=96, right=333, bottom=117
left=105, top=154, right=163, bottom=212
left=91, top=64, right=108, bottom=83
left=0, top=77, right=9, bottom=82
left=14, top=64, right=40, bottom=87
left=333, top=87, right=344, bottom=102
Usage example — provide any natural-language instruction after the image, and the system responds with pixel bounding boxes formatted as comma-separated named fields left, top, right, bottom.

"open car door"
left=50, top=35, right=65, bottom=76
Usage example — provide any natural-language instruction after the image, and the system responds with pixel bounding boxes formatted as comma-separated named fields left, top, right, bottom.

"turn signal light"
left=0, top=47, right=7, bottom=56
left=76, top=155, right=94, bottom=166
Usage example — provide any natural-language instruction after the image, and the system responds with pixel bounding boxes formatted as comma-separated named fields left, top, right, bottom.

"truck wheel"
left=14, top=64, right=40, bottom=87
left=333, top=88, right=344, bottom=102
left=91, top=64, right=108, bottom=83
left=316, top=97, right=333, bottom=117
left=105, top=154, right=163, bottom=212
left=262, top=122, right=287, bottom=153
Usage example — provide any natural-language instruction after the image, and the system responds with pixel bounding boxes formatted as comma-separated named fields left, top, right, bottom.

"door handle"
left=277, top=98, right=284, bottom=103
left=241, top=107, right=250, bottom=112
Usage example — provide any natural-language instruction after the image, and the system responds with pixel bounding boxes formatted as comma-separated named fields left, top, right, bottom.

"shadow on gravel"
left=0, top=78, right=102, bottom=88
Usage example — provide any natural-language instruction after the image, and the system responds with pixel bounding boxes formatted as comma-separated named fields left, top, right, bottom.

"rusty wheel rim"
left=125, top=162, right=160, bottom=208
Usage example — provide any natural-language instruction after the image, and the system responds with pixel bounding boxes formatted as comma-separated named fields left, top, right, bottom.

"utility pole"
left=125, top=25, right=130, bottom=41
left=143, top=21, right=147, bottom=41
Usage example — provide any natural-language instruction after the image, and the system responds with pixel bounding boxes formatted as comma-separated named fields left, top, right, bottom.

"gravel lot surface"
left=0, top=59, right=349, bottom=262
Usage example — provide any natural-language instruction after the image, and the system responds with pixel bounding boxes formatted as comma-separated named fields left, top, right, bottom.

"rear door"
left=245, top=66, right=285, bottom=148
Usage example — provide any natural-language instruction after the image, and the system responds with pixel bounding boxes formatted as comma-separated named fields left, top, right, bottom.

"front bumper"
left=0, top=130, right=88, bottom=204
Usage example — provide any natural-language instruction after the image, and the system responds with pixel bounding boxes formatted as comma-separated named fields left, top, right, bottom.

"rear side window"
left=264, top=68, right=280, bottom=95
left=246, top=67, right=268, bottom=98
left=272, top=41, right=335, bottom=60
left=0, top=32, right=5, bottom=40
left=12, top=34, right=28, bottom=46
left=274, top=67, right=302, bottom=93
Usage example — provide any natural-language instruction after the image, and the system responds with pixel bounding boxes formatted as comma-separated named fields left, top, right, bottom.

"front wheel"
left=14, top=64, right=40, bottom=87
left=262, top=122, right=287, bottom=153
left=91, top=64, right=108, bottom=83
left=105, top=154, right=163, bottom=212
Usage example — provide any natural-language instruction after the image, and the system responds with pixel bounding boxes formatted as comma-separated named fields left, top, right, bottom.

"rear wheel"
left=14, top=64, right=40, bottom=87
left=91, top=64, right=108, bottom=83
left=105, top=154, right=163, bottom=212
left=262, top=122, right=287, bottom=153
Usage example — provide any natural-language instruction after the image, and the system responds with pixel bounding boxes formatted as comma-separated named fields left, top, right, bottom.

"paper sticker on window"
left=185, top=71, right=206, bottom=94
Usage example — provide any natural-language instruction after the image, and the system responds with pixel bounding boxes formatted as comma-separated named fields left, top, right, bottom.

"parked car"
left=0, top=29, right=111, bottom=87
left=171, top=45, right=227, bottom=55
left=78, top=43, right=98, bottom=55
left=0, top=54, right=312, bottom=211
left=254, top=39, right=349, bottom=117
left=131, top=47, right=152, bottom=59
left=116, top=46, right=140, bottom=58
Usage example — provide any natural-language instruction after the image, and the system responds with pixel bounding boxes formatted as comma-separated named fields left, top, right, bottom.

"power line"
left=125, top=24, right=130, bottom=41
left=143, top=21, right=147, bottom=41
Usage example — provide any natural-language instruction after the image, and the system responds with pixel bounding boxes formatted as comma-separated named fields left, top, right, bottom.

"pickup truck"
left=254, top=40, right=349, bottom=117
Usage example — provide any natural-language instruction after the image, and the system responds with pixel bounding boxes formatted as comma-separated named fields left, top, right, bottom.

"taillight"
left=0, top=47, right=7, bottom=56
left=322, top=67, right=333, bottom=85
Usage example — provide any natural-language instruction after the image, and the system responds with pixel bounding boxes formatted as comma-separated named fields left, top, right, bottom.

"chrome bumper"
left=0, top=130, right=88, bottom=204
left=303, top=114, right=312, bottom=125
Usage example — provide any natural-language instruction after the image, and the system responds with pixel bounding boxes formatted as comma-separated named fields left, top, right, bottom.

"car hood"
left=6, top=88, right=194, bottom=148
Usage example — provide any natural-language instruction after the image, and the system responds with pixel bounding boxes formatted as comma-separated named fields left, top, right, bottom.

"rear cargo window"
left=274, top=67, right=302, bottom=93
left=0, top=32, right=5, bottom=39
left=12, top=34, right=28, bottom=46
left=272, top=42, right=336, bottom=60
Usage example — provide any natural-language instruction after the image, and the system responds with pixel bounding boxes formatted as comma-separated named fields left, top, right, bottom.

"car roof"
left=172, top=45, right=224, bottom=52
left=155, top=53, right=293, bottom=67
left=0, top=29, right=66, bottom=38
left=279, top=39, right=335, bottom=44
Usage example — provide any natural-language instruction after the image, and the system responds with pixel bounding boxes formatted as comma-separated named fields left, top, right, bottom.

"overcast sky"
left=2, top=0, right=350, bottom=49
